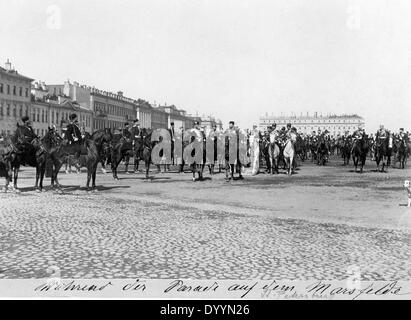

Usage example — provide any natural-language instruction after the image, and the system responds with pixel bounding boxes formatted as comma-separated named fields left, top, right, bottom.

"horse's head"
left=42, top=128, right=61, bottom=148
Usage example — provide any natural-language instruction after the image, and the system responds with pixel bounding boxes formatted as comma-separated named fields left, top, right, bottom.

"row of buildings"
left=0, top=59, right=223, bottom=137
left=259, top=112, right=365, bottom=136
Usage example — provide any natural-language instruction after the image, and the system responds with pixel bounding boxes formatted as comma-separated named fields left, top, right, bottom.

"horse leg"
left=13, top=166, right=19, bottom=191
left=192, top=164, right=196, bottom=182
left=35, top=165, right=40, bottom=191
left=92, top=164, right=97, bottom=189
left=86, top=169, right=92, bottom=191
left=145, top=159, right=150, bottom=180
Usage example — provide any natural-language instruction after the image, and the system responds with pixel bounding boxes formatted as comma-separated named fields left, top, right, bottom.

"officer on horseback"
left=20, top=116, right=38, bottom=142
left=131, top=119, right=141, bottom=173
left=65, top=114, right=82, bottom=145
left=398, top=128, right=406, bottom=142
left=122, top=122, right=131, bottom=140
left=376, top=124, right=388, bottom=140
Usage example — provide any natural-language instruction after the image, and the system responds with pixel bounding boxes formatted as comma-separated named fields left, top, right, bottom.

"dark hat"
left=400, top=128, right=404, bottom=131
left=21, top=116, right=29, bottom=123
left=133, top=119, right=139, bottom=123
left=124, top=122, right=129, bottom=126
left=69, top=113, right=77, bottom=121
left=229, top=121, right=235, bottom=125
left=287, top=123, right=291, bottom=127
left=272, top=123, right=277, bottom=126
left=170, top=122, right=174, bottom=125
left=194, top=121, right=200, bottom=125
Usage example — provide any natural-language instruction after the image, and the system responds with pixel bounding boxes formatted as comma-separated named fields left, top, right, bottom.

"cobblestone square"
left=1, top=158, right=410, bottom=281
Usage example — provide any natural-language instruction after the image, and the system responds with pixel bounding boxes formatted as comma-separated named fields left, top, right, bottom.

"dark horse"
left=316, top=136, right=329, bottom=166
left=375, top=136, right=389, bottom=172
left=351, top=134, right=369, bottom=173
left=341, top=138, right=352, bottom=166
left=7, top=125, right=48, bottom=192
left=43, top=129, right=111, bottom=190
left=133, top=128, right=157, bottom=180
left=393, top=137, right=408, bottom=169
left=110, top=133, right=133, bottom=180
left=0, top=136, right=13, bottom=191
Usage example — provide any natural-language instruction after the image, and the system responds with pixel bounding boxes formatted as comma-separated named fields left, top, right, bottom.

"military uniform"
left=65, top=121, right=82, bottom=144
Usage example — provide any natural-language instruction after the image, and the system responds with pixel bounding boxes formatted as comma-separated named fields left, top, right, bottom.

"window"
left=19, top=105, right=22, bottom=117
left=42, top=110, right=44, bottom=122
left=7, top=85, right=10, bottom=94
left=0, top=103, right=3, bottom=116
left=25, top=88, right=29, bottom=97
left=19, top=87, right=22, bottom=96
left=0, top=83, right=3, bottom=93
left=37, top=109, right=39, bottom=122
left=13, top=86, right=16, bottom=95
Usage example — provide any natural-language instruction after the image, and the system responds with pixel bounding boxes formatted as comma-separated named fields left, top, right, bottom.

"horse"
left=7, top=124, right=48, bottom=192
left=259, top=136, right=271, bottom=173
left=394, top=138, right=408, bottom=169
left=110, top=133, right=133, bottom=180
left=316, top=137, right=329, bottom=166
left=341, top=138, right=352, bottom=166
left=268, top=137, right=280, bottom=174
left=283, top=132, right=296, bottom=175
left=294, top=134, right=306, bottom=162
left=0, top=136, right=13, bottom=191
left=375, top=136, right=389, bottom=172
left=43, top=129, right=111, bottom=190
left=351, top=134, right=369, bottom=173
left=133, top=128, right=158, bottom=180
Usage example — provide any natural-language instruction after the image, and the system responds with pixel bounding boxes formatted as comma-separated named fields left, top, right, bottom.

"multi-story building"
left=158, top=104, right=188, bottom=130
left=0, top=59, right=33, bottom=136
left=47, top=81, right=136, bottom=131
left=200, top=115, right=223, bottom=131
left=135, top=99, right=152, bottom=129
left=31, top=81, right=93, bottom=136
left=151, top=106, right=169, bottom=130
left=259, top=112, right=365, bottom=136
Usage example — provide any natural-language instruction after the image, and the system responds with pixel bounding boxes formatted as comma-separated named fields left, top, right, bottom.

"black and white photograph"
left=0, top=0, right=411, bottom=308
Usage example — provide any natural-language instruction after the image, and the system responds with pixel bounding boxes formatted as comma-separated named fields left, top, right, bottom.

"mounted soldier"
left=130, top=119, right=142, bottom=173
left=65, top=114, right=82, bottom=145
left=19, top=116, right=38, bottom=143
left=376, top=124, right=388, bottom=141
left=167, top=122, right=175, bottom=171
left=351, top=125, right=365, bottom=153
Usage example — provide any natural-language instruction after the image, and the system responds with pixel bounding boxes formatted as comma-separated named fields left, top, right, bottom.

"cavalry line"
left=2, top=157, right=410, bottom=231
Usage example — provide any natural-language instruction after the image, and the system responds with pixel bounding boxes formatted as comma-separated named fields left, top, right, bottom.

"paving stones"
left=1, top=164, right=411, bottom=280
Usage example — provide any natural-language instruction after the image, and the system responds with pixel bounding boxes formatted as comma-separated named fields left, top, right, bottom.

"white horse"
left=283, top=132, right=297, bottom=175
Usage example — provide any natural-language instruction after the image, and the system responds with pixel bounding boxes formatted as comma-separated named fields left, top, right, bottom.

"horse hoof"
left=192, top=178, right=196, bottom=182
left=35, top=188, right=41, bottom=193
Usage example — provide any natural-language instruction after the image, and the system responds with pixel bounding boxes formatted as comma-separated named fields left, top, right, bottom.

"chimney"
left=117, top=91, right=123, bottom=97
left=5, top=59, right=12, bottom=71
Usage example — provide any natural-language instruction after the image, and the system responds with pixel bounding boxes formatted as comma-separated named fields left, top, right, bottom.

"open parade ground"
left=0, top=157, right=410, bottom=281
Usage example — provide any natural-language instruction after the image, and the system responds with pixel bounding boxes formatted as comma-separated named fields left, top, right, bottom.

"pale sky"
left=1, top=0, right=411, bottom=132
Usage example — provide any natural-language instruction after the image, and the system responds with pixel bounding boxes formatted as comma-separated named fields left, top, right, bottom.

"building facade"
left=47, top=81, right=136, bottom=131
left=200, top=115, right=223, bottom=131
left=31, top=82, right=93, bottom=136
left=0, top=60, right=33, bottom=136
left=151, top=106, right=169, bottom=130
left=259, top=113, right=365, bottom=136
